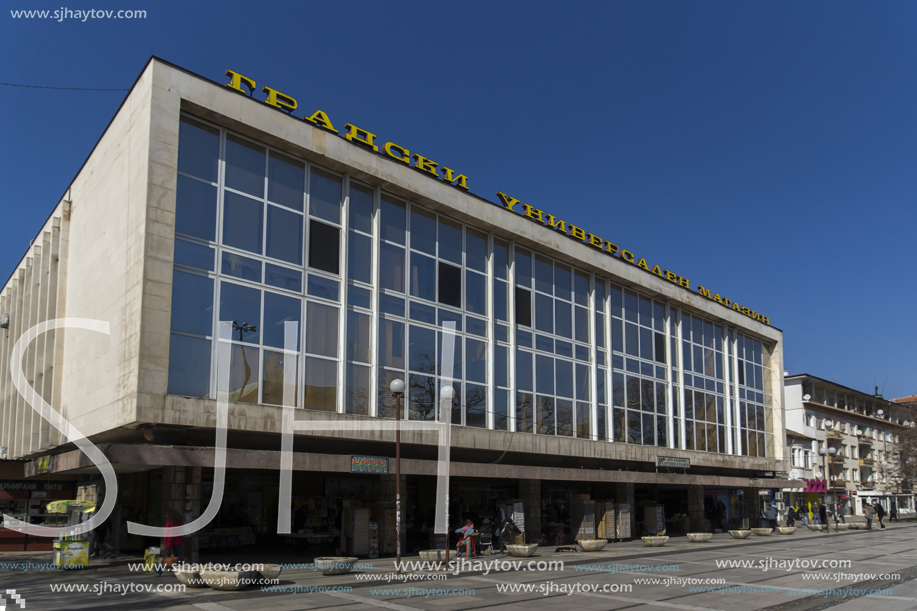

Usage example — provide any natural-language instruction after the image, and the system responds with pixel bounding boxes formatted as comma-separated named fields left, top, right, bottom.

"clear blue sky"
left=2, top=1, right=915, bottom=399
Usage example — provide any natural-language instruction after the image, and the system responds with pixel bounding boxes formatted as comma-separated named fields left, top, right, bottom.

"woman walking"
left=155, top=508, right=184, bottom=575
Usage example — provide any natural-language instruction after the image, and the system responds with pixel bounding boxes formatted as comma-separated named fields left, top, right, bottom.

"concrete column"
left=688, top=485, right=704, bottom=531
left=614, top=482, right=635, bottom=538
left=744, top=487, right=757, bottom=529
left=520, top=479, right=541, bottom=543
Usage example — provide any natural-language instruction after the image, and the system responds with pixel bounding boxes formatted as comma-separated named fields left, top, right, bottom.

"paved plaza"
left=3, top=523, right=917, bottom=611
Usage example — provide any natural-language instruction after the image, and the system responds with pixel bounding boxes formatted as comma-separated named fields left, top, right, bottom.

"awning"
left=803, top=479, right=827, bottom=493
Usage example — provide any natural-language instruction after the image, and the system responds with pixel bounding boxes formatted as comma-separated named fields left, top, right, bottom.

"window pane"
left=556, top=399, right=573, bottom=437
left=643, top=413, right=655, bottom=445
left=575, top=307, right=589, bottom=343
left=537, top=395, right=555, bottom=435
left=346, top=363, right=370, bottom=415
left=379, top=319, right=405, bottom=369
left=576, top=364, right=590, bottom=401
left=349, top=285, right=372, bottom=310
left=613, top=408, right=625, bottom=442
left=222, top=252, right=261, bottom=282
left=655, top=333, right=666, bottom=364
left=223, top=192, right=263, bottom=255
left=625, top=322, right=639, bottom=357
left=309, top=220, right=340, bottom=275
left=409, top=325, right=436, bottom=374
left=438, top=262, right=462, bottom=308
left=379, top=243, right=405, bottom=292
left=573, top=271, right=589, bottom=306
left=466, top=338, right=486, bottom=383
left=225, top=134, right=265, bottom=197
left=263, top=292, right=301, bottom=350
left=515, top=248, right=532, bottom=287
left=494, top=239, right=509, bottom=280
left=377, top=368, right=401, bottom=419
left=219, top=282, right=261, bottom=344
left=175, top=176, right=217, bottom=241
left=610, top=284, right=623, bottom=318
left=171, top=271, right=214, bottom=336
left=265, top=264, right=302, bottom=293
left=555, top=301, right=572, bottom=338
left=347, top=311, right=371, bottom=364
left=535, top=293, right=553, bottom=334
left=495, top=344, right=509, bottom=387
left=304, top=357, right=337, bottom=411
left=515, top=287, right=531, bottom=327
left=466, top=384, right=487, bottom=428
left=349, top=183, right=373, bottom=233
left=410, top=207, right=436, bottom=255
left=556, top=359, right=573, bottom=398
left=266, top=205, right=303, bottom=264
left=380, top=294, right=404, bottom=316
left=577, top=402, right=591, bottom=439
left=380, top=195, right=406, bottom=244
left=534, top=255, right=552, bottom=294
left=410, top=252, right=436, bottom=302
left=536, top=355, right=554, bottom=395
left=226, top=343, right=259, bottom=403
left=495, top=389, right=509, bottom=430
left=307, top=275, right=339, bottom=301
left=437, top=331, right=463, bottom=379
left=640, top=326, right=653, bottom=360
left=554, top=263, right=571, bottom=301
left=268, top=152, right=304, bottom=212
left=438, top=218, right=463, bottom=265
left=624, top=290, right=638, bottom=323
left=465, top=271, right=486, bottom=314
left=613, top=372, right=624, bottom=406
left=516, top=349, right=533, bottom=392
left=517, top=392, right=533, bottom=433
left=466, top=228, right=487, bottom=273
left=310, top=167, right=342, bottom=224
left=175, top=239, right=215, bottom=272
left=306, top=302, right=339, bottom=357
left=409, top=374, right=436, bottom=420
left=466, top=316, right=487, bottom=338
left=628, top=411, right=642, bottom=444
left=494, top=280, right=508, bottom=321
left=178, top=116, right=219, bottom=183
left=409, top=301, right=435, bottom=324
left=167, top=334, right=211, bottom=398
left=262, top=350, right=298, bottom=407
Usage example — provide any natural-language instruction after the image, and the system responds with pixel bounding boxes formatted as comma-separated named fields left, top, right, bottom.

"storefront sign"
left=350, top=455, right=389, bottom=474
left=0, top=482, right=66, bottom=491
left=656, top=457, right=690, bottom=469
left=224, top=69, right=769, bottom=327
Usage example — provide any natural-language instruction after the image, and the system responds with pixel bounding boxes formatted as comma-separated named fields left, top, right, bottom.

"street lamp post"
left=819, top=440, right=837, bottom=531
left=390, top=379, right=406, bottom=573
left=891, top=476, right=903, bottom=520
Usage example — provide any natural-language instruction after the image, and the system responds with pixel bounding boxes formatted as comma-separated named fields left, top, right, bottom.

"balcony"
left=857, top=436, right=873, bottom=446
left=826, top=430, right=845, bottom=440
left=860, top=458, right=875, bottom=467
left=830, top=479, right=847, bottom=488
left=830, top=454, right=846, bottom=464
left=860, top=482, right=874, bottom=490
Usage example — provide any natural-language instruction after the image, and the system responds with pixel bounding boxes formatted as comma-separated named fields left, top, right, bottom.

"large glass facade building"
left=169, top=113, right=776, bottom=458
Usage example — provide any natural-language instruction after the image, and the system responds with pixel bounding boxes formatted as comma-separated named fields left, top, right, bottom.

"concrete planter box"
left=687, top=533, right=712, bottom=542
left=642, top=536, right=669, bottom=547
left=775, top=527, right=796, bottom=535
left=314, top=557, right=359, bottom=575
left=506, top=544, right=539, bottom=557
left=806, top=524, right=826, bottom=532
left=578, top=539, right=608, bottom=551
left=173, top=567, right=207, bottom=588
left=751, top=528, right=773, bottom=536
left=419, top=550, right=450, bottom=563
left=256, top=564, right=282, bottom=582
left=200, top=570, right=259, bottom=591
left=729, top=530, right=752, bottom=539
left=835, top=523, right=849, bottom=530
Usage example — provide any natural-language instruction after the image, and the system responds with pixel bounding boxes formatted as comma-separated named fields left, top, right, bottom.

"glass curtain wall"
left=167, top=113, right=774, bottom=456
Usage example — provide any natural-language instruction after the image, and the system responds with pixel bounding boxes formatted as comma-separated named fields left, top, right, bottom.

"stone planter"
left=419, top=549, right=450, bottom=562
left=751, top=528, right=773, bottom=536
left=687, top=533, right=712, bottom=543
left=314, top=557, right=359, bottom=576
left=255, top=564, right=282, bottom=583
left=806, top=524, right=826, bottom=532
left=199, top=570, right=259, bottom=591
left=642, top=536, right=669, bottom=547
left=728, top=530, right=752, bottom=539
left=835, top=523, right=849, bottom=530
left=848, top=523, right=864, bottom=530
left=506, top=544, right=539, bottom=557
left=173, top=567, right=207, bottom=588
left=775, top=527, right=796, bottom=535
left=578, top=539, right=608, bottom=551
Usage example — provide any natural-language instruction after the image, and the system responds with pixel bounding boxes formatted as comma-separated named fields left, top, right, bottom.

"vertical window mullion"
left=588, top=272, right=598, bottom=441
left=336, top=174, right=351, bottom=414
left=486, top=232, right=495, bottom=430
left=664, top=302, right=674, bottom=449
left=675, top=307, right=686, bottom=450
left=369, top=185, right=382, bottom=417
left=507, top=240, right=516, bottom=433
left=210, top=128, right=228, bottom=401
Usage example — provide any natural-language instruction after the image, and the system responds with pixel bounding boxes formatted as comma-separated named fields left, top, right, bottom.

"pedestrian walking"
left=786, top=506, right=797, bottom=527
left=818, top=503, right=828, bottom=531
left=864, top=503, right=875, bottom=530
left=890, top=503, right=898, bottom=522
left=876, top=503, right=886, bottom=529
left=155, top=507, right=184, bottom=575
left=765, top=502, right=778, bottom=529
